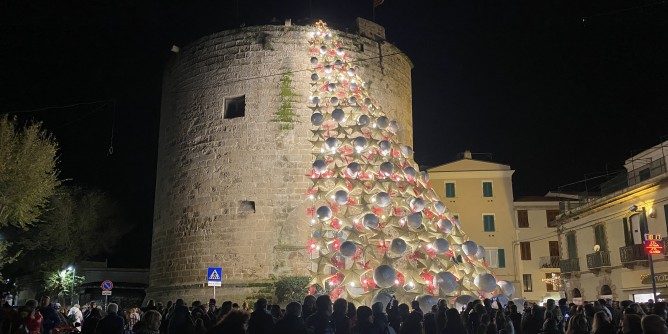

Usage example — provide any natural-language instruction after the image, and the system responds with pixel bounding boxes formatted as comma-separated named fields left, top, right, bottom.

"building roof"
left=514, top=196, right=573, bottom=202
left=428, top=158, right=511, bottom=173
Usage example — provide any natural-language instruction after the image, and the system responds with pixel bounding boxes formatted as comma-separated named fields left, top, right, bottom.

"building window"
left=566, top=232, right=578, bottom=259
left=639, top=168, right=651, bottom=181
left=224, top=95, right=245, bottom=119
left=239, top=200, right=256, bottom=213
left=523, top=274, right=533, bottom=292
left=482, top=182, right=493, bottom=197
left=483, top=214, right=495, bottom=232
left=484, top=248, right=506, bottom=268
left=518, top=210, right=529, bottom=228
left=546, top=210, right=560, bottom=227
left=545, top=273, right=559, bottom=292
left=445, top=183, right=456, bottom=198
left=593, top=224, right=608, bottom=251
left=520, top=242, right=532, bottom=260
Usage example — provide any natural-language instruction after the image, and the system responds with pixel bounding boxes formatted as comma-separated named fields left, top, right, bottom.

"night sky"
left=1, top=0, right=666, bottom=268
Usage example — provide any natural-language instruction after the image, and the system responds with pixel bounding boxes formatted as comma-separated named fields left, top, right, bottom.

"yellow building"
left=513, top=195, right=576, bottom=302
left=556, top=140, right=668, bottom=302
left=428, top=151, right=518, bottom=286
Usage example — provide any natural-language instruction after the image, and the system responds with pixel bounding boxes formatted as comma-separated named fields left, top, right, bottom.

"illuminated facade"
left=556, top=140, right=668, bottom=302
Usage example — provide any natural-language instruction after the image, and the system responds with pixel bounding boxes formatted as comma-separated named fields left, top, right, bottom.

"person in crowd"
left=331, top=298, right=350, bottom=334
left=247, top=298, right=274, bottom=334
left=81, top=308, right=103, bottom=334
left=275, top=301, right=308, bottom=334
left=642, top=314, right=668, bottom=334
left=622, top=313, right=643, bottom=334
left=410, top=300, right=423, bottom=316
left=435, top=299, right=447, bottom=332
left=303, top=295, right=317, bottom=321
left=270, top=305, right=282, bottom=320
left=508, top=304, right=522, bottom=334
left=217, top=301, right=233, bottom=321
left=442, top=308, right=467, bottom=334
left=19, top=299, right=43, bottom=334
left=39, top=295, right=62, bottom=333
left=350, top=306, right=380, bottom=334
left=386, top=299, right=400, bottom=334
left=541, top=317, right=559, bottom=334
left=305, top=295, right=335, bottom=334
left=545, top=299, right=563, bottom=330
left=654, top=302, right=668, bottom=320
left=565, top=313, right=589, bottom=334
left=128, top=307, right=141, bottom=330
left=397, top=303, right=410, bottom=324
left=591, top=310, right=613, bottom=334
left=144, top=300, right=158, bottom=312
left=167, top=299, right=194, bottom=334
left=96, top=303, right=125, bottom=334
left=1, top=294, right=18, bottom=334
left=371, top=302, right=390, bottom=333
left=208, top=299, right=217, bottom=319
left=210, top=310, right=250, bottom=334
left=84, top=301, right=97, bottom=320
left=68, top=303, right=84, bottom=331
left=347, top=302, right=357, bottom=328
left=423, top=306, right=438, bottom=334
left=131, top=309, right=161, bottom=334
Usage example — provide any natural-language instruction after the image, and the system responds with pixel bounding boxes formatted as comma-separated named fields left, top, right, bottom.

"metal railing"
left=586, top=251, right=611, bottom=269
left=560, top=258, right=580, bottom=274
left=620, top=244, right=649, bottom=263
left=539, top=256, right=561, bottom=269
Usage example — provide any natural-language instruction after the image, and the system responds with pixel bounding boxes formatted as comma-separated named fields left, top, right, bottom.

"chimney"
left=464, top=150, right=473, bottom=159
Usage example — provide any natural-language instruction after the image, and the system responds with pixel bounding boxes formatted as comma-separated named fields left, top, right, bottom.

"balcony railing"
left=620, top=244, right=649, bottom=264
left=560, top=258, right=580, bottom=274
left=586, top=251, right=611, bottom=269
left=539, top=256, right=561, bottom=269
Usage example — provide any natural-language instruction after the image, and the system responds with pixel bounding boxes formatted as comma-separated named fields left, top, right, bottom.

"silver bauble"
left=476, top=246, right=486, bottom=260
left=353, top=136, right=368, bottom=152
left=433, top=238, right=450, bottom=255
left=379, top=140, right=391, bottom=156
left=311, top=112, right=324, bottom=126
left=339, top=241, right=357, bottom=258
left=474, top=273, right=497, bottom=293
left=497, top=280, right=516, bottom=297
left=376, top=116, right=389, bottom=129
left=406, top=212, right=422, bottom=229
left=390, top=238, right=407, bottom=255
left=373, top=265, right=396, bottom=288
left=334, top=190, right=349, bottom=205
left=362, top=213, right=379, bottom=229
left=336, top=47, right=344, bottom=56
left=455, top=295, right=476, bottom=311
left=433, top=201, right=447, bottom=214
left=374, top=192, right=392, bottom=208
left=324, top=137, right=340, bottom=152
left=310, top=57, right=318, bottom=65
left=434, top=272, right=458, bottom=295
left=349, top=82, right=358, bottom=90
left=330, top=96, right=339, bottom=105
left=324, top=65, right=332, bottom=73
left=332, top=108, right=346, bottom=122
left=371, top=293, right=393, bottom=307
left=328, top=83, right=336, bottom=91
left=420, top=171, right=430, bottom=182
left=403, top=166, right=417, bottom=181
left=312, top=96, right=321, bottom=105
left=416, top=295, right=438, bottom=314
left=316, top=206, right=333, bottom=221
left=319, top=45, right=327, bottom=54
left=462, top=241, right=478, bottom=256
left=311, top=73, right=319, bottom=81
left=364, top=97, right=372, bottom=106
left=334, top=59, right=342, bottom=67
left=357, top=114, right=370, bottom=126
left=410, top=198, right=425, bottom=212
left=436, top=219, right=453, bottom=233
left=347, top=68, right=355, bottom=76
left=347, top=162, right=361, bottom=178
left=312, top=160, right=327, bottom=174
left=379, top=162, right=394, bottom=176
left=400, top=145, right=413, bottom=158
left=389, top=120, right=399, bottom=133
left=349, top=96, right=357, bottom=105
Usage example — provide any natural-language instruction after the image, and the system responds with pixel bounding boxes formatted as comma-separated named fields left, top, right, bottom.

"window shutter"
left=518, top=210, right=529, bottom=228
left=498, top=249, right=506, bottom=268
left=483, top=182, right=493, bottom=197
left=623, top=217, right=632, bottom=246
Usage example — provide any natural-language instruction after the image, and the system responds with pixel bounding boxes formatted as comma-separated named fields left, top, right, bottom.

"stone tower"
left=147, top=18, right=413, bottom=303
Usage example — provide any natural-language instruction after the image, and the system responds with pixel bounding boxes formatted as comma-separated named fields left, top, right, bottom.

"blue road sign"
left=101, top=280, right=113, bottom=291
left=207, top=267, right=222, bottom=287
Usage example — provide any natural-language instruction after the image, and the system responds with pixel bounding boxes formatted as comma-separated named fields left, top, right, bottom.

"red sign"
left=645, top=240, right=663, bottom=255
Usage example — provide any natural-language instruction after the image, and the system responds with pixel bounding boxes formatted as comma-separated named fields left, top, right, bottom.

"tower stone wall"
left=147, top=22, right=413, bottom=304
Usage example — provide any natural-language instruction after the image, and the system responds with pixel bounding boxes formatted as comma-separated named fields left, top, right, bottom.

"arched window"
left=572, top=288, right=582, bottom=298
left=601, top=285, right=612, bottom=295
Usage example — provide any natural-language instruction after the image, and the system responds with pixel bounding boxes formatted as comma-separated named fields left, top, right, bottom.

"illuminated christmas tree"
left=304, top=21, right=514, bottom=305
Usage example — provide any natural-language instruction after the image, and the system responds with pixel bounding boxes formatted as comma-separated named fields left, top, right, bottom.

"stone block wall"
left=147, top=24, right=413, bottom=304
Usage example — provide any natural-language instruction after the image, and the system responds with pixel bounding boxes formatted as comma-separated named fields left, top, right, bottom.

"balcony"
left=586, top=251, right=611, bottom=271
left=620, top=244, right=649, bottom=268
left=560, top=258, right=580, bottom=275
left=539, top=256, right=561, bottom=270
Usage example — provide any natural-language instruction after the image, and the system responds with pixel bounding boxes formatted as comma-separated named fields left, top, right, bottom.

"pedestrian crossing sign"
left=207, top=267, right=222, bottom=287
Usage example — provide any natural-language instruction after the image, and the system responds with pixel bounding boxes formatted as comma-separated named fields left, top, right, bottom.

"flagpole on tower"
left=372, top=0, right=384, bottom=21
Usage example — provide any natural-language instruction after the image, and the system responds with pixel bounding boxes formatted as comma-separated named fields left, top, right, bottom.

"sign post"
left=645, top=229, right=661, bottom=302
left=207, top=267, right=222, bottom=300
left=101, top=280, right=113, bottom=310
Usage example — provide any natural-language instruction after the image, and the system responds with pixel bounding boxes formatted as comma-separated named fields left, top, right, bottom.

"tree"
left=304, top=22, right=510, bottom=305
left=0, top=115, right=60, bottom=272
left=44, top=269, right=85, bottom=304
left=0, top=115, right=60, bottom=228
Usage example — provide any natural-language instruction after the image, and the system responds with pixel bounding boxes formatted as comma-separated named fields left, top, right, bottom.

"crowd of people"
left=2, top=292, right=668, bottom=334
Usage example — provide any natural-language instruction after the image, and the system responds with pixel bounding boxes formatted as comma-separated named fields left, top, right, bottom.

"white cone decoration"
left=416, top=295, right=438, bottom=312
left=434, top=272, right=458, bottom=295
left=497, top=280, right=516, bottom=297
left=474, top=273, right=498, bottom=293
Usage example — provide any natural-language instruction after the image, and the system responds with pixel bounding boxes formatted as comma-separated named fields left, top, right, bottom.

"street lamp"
left=68, top=266, right=76, bottom=305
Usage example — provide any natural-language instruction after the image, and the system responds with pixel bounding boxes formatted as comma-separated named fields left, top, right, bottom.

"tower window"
left=224, top=95, right=245, bottom=119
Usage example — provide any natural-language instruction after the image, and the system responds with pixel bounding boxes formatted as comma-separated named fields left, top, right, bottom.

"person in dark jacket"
left=386, top=299, right=401, bottom=334
left=95, top=303, right=125, bottom=334
left=331, top=298, right=351, bottom=334
left=435, top=299, right=447, bottom=332
left=371, top=302, right=389, bottom=333
left=247, top=298, right=274, bottom=334
left=39, top=296, right=62, bottom=333
left=208, top=310, right=249, bottom=334
left=167, top=299, right=194, bottom=334
left=302, top=295, right=317, bottom=322
left=132, top=310, right=162, bottom=334
left=398, top=310, right=422, bottom=334
left=442, top=308, right=467, bottom=334
left=306, top=295, right=335, bottom=334
left=275, top=302, right=308, bottom=334
left=81, top=308, right=103, bottom=334
left=350, top=306, right=381, bottom=334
